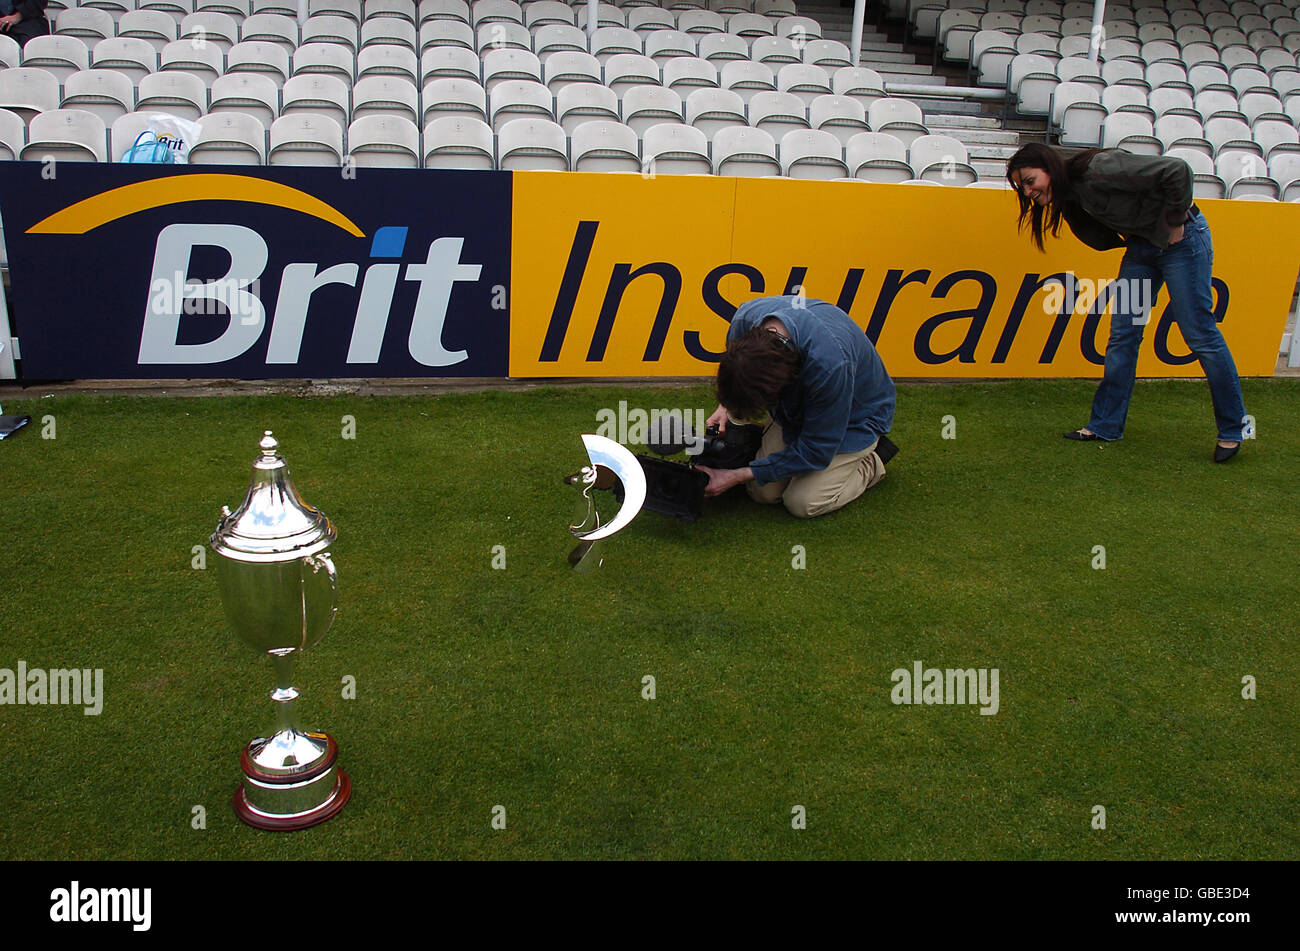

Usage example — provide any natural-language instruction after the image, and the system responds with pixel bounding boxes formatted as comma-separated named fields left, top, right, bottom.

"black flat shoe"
left=1063, top=429, right=1103, bottom=441
left=1213, top=442, right=1240, bottom=463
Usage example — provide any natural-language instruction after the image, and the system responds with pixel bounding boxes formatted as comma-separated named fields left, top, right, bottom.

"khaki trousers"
left=746, top=424, right=886, bottom=518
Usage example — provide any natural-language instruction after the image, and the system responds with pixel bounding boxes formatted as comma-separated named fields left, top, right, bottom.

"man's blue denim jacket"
left=727, top=296, right=895, bottom=486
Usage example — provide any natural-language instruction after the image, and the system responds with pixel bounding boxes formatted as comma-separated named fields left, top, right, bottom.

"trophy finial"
left=259, top=431, right=279, bottom=456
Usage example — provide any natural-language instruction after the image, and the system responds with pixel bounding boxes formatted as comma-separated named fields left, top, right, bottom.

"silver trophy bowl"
left=211, top=431, right=351, bottom=831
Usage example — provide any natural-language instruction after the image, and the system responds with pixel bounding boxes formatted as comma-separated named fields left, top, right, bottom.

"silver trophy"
left=210, top=431, right=351, bottom=831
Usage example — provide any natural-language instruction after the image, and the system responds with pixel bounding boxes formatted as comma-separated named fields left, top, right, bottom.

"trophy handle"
left=306, top=551, right=337, bottom=588
left=301, top=552, right=339, bottom=649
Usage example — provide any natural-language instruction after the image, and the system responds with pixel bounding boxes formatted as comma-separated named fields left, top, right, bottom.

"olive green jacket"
left=1059, top=149, right=1195, bottom=251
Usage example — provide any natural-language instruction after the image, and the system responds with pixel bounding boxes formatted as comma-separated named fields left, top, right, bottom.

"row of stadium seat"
left=936, top=15, right=1300, bottom=49
left=0, top=59, right=905, bottom=119
left=0, top=105, right=978, bottom=181
left=1165, top=146, right=1300, bottom=200
left=1087, top=109, right=1298, bottom=160
left=913, top=0, right=1300, bottom=42
left=966, top=31, right=1300, bottom=87
left=0, top=75, right=935, bottom=137
left=1008, top=51, right=1300, bottom=97
left=1051, top=84, right=1300, bottom=139
left=50, top=6, right=810, bottom=44
left=46, top=0, right=800, bottom=26
left=1013, top=53, right=1300, bottom=119
left=954, top=30, right=1300, bottom=73
left=13, top=33, right=869, bottom=85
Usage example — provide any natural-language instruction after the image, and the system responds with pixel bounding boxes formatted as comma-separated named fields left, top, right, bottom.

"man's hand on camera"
left=706, top=404, right=728, bottom=434
left=697, top=465, right=753, bottom=497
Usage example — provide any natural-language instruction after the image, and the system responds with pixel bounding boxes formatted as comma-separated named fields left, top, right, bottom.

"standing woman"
left=1005, top=143, right=1247, bottom=462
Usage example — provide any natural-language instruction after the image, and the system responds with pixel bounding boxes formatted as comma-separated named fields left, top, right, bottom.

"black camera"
left=637, top=421, right=764, bottom=522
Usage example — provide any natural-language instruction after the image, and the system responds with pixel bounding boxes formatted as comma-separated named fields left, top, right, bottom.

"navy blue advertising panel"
left=0, top=163, right=510, bottom=378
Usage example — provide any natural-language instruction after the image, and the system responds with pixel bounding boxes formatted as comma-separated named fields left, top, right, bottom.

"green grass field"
left=0, top=379, right=1296, bottom=860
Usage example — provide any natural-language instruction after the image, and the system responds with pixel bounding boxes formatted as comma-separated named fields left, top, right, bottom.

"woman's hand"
left=0, top=13, right=21, bottom=30
left=1167, top=223, right=1185, bottom=245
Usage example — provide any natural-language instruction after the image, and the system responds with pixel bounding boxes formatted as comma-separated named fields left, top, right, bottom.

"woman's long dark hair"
left=1005, top=144, right=1102, bottom=252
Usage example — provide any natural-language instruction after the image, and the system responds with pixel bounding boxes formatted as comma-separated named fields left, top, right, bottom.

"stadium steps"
left=795, top=1, right=930, bottom=78
left=795, top=0, right=1027, bottom=181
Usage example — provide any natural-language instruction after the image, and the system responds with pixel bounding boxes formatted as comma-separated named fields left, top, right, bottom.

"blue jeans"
left=1086, top=212, right=1247, bottom=443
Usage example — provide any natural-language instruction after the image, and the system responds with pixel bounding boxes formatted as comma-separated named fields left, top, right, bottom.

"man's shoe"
left=1213, top=442, right=1240, bottom=463
left=875, top=435, right=898, bottom=465
left=1063, top=429, right=1104, bottom=441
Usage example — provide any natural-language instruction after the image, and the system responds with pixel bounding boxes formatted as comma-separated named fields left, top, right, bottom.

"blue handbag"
left=122, top=130, right=175, bottom=164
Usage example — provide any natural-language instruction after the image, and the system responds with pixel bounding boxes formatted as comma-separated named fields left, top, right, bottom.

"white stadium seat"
left=0, top=68, right=62, bottom=124
left=776, top=62, right=831, bottom=106
left=0, top=107, right=25, bottom=159
left=207, top=73, right=279, bottom=127
left=348, top=115, right=421, bottom=167
left=269, top=112, right=345, bottom=165
left=59, top=69, right=134, bottom=126
left=542, top=50, right=602, bottom=92
left=605, top=53, right=661, bottom=97
left=684, top=86, right=745, bottom=137
left=190, top=111, right=268, bottom=163
left=557, top=82, right=619, bottom=134
left=489, top=78, right=554, bottom=131
left=497, top=116, right=568, bottom=170
left=280, top=74, right=351, bottom=130
left=868, top=97, right=927, bottom=148
left=698, top=32, right=749, bottom=64
left=291, top=42, right=355, bottom=83
left=352, top=76, right=420, bottom=124
left=641, top=121, right=711, bottom=175
left=137, top=70, right=211, bottom=122
left=779, top=127, right=847, bottom=179
left=620, top=84, right=683, bottom=137
left=22, top=36, right=91, bottom=85
left=160, top=39, right=225, bottom=85
left=90, top=38, right=159, bottom=85
left=910, top=133, right=977, bottom=184
left=644, top=30, right=696, bottom=67
left=179, top=12, right=240, bottom=53
left=357, top=44, right=420, bottom=84
left=571, top=120, right=641, bottom=173
left=421, top=77, right=487, bottom=124
left=21, top=109, right=107, bottom=163
left=117, top=11, right=181, bottom=54
left=423, top=114, right=494, bottom=168
left=663, top=56, right=718, bottom=96
left=809, top=94, right=867, bottom=147
left=846, top=131, right=912, bottom=183
left=712, top=124, right=779, bottom=176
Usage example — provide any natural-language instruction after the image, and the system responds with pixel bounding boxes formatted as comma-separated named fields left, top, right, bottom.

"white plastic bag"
left=145, top=114, right=203, bottom=165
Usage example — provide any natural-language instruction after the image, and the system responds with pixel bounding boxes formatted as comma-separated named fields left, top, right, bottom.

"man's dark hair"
left=716, top=326, right=801, bottom=421
left=1005, top=143, right=1102, bottom=251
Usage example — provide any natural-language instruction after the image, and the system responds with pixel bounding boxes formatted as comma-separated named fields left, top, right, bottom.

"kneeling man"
left=698, top=295, right=896, bottom=519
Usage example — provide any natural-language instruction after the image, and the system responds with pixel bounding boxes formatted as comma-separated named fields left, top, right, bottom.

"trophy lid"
left=210, top=431, right=336, bottom=563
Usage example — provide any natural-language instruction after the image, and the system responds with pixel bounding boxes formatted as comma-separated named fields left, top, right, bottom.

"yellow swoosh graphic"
left=27, top=174, right=365, bottom=237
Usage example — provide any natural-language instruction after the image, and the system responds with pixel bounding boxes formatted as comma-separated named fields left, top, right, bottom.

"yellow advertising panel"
left=510, top=172, right=1300, bottom=378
